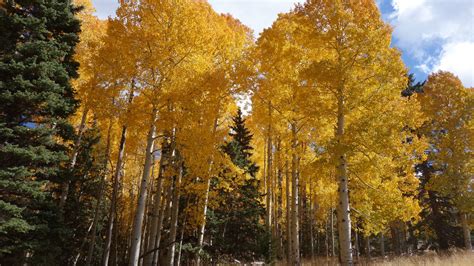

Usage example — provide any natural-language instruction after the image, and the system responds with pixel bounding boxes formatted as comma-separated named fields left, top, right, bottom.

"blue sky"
left=91, top=0, right=474, bottom=87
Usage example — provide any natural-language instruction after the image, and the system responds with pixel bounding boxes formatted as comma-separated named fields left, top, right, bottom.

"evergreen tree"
left=206, top=108, right=267, bottom=262
left=408, top=161, right=464, bottom=250
left=61, top=125, right=108, bottom=264
left=0, top=0, right=81, bottom=262
left=223, top=108, right=259, bottom=177
left=402, top=73, right=425, bottom=98
left=401, top=74, right=464, bottom=251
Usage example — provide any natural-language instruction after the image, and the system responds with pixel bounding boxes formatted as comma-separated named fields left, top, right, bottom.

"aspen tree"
left=295, top=1, right=416, bottom=263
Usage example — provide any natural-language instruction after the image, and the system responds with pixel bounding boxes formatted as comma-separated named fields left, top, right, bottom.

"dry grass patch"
left=291, top=250, right=474, bottom=266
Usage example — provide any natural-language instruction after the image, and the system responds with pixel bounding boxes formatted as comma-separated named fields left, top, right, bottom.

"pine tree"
left=223, top=108, right=259, bottom=177
left=0, top=0, right=81, bottom=262
left=410, top=161, right=464, bottom=250
left=402, top=73, right=425, bottom=98
left=207, top=108, right=267, bottom=262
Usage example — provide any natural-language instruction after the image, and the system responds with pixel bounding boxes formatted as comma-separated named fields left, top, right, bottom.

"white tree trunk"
left=285, top=160, right=292, bottom=264
left=196, top=117, right=218, bottom=266
left=290, top=123, right=300, bottom=265
left=129, top=110, right=157, bottom=266
left=154, top=178, right=173, bottom=266
left=266, top=104, right=273, bottom=233
left=102, top=124, right=128, bottom=266
left=103, top=90, right=134, bottom=266
left=167, top=163, right=183, bottom=266
left=143, top=152, right=165, bottom=266
left=196, top=178, right=211, bottom=266
left=176, top=204, right=188, bottom=266
left=277, top=140, right=284, bottom=255
left=336, top=93, right=353, bottom=266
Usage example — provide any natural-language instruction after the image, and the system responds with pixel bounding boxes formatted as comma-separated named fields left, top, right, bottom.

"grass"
left=279, top=250, right=474, bottom=266
left=372, top=250, right=474, bottom=266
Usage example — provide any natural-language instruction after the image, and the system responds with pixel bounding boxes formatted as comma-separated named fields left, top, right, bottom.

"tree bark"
left=354, top=230, right=359, bottom=262
left=309, top=181, right=315, bottom=261
left=129, top=110, right=157, bottom=266
left=59, top=107, right=89, bottom=210
left=336, top=91, right=353, bottom=266
left=152, top=177, right=171, bottom=266
left=266, top=103, right=273, bottom=235
left=290, top=123, right=300, bottom=265
left=285, top=160, right=292, bottom=264
left=103, top=124, right=128, bottom=266
left=331, top=207, right=335, bottom=257
left=143, top=146, right=166, bottom=266
left=196, top=178, right=211, bottom=266
left=176, top=200, right=188, bottom=266
left=103, top=88, right=134, bottom=266
left=277, top=141, right=284, bottom=257
left=365, top=235, right=371, bottom=259
left=85, top=120, right=113, bottom=266
left=461, top=213, right=472, bottom=250
left=167, top=163, right=183, bottom=266
left=196, top=117, right=218, bottom=266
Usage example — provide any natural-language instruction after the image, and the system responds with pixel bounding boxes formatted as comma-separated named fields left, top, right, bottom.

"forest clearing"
left=0, top=0, right=472, bottom=265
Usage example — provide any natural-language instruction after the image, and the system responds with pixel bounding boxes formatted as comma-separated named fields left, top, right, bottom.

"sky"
left=91, top=0, right=474, bottom=87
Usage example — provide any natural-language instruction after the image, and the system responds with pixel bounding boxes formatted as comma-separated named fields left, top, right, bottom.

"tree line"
left=0, top=0, right=472, bottom=265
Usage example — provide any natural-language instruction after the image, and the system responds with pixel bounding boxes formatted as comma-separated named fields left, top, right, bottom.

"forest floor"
left=288, top=250, right=474, bottom=265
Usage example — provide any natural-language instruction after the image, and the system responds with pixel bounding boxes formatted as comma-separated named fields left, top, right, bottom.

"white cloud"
left=390, top=0, right=474, bottom=86
left=433, top=41, right=474, bottom=87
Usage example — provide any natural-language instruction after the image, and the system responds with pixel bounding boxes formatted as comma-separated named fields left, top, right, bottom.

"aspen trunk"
left=309, top=181, right=315, bottom=261
left=266, top=103, right=273, bottom=234
left=298, top=160, right=304, bottom=257
left=461, top=213, right=472, bottom=250
left=167, top=163, right=183, bottom=266
left=196, top=117, right=219, bottom=266
left=59, top=107, right=89, bottom=209
left=176, top=201, right=188, bottom=266
left=85, top=120, right=113, bottom=266
left=336, top=92, right=353, bottom=265
left=365, top=235, right=371, bottom=259
left=85, top=169, right=106, bottom=266
left=196, top=117, right=218, bottom=266
left=141, top=172, right=156, bottom=264
left=72, top=218, right=94, bottom=265
left=103, top=124, right=128, bottom=266
left=152, top=178, right=171, bottom=266
left=290, top=123, right=300, bottom=265
left=196, top=178, right=211, bottom=266
left=330, top=207, right=335, bottom=257
left=103, top=89, right=134, bottom=266
left=143, top=148, right=166, bottom=266
left=129, top=110, right=157, bottom=266
left=285, top=160, right=292, bottom=264
left=277, top=140, right=284, bottom=256
left=325, top=215, right=329, bottom=259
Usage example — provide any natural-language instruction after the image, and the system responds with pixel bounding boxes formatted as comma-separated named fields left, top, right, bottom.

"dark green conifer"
left=0, top=0, right=81, bottom=261
left=206, top=108, right=267, bottom=262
